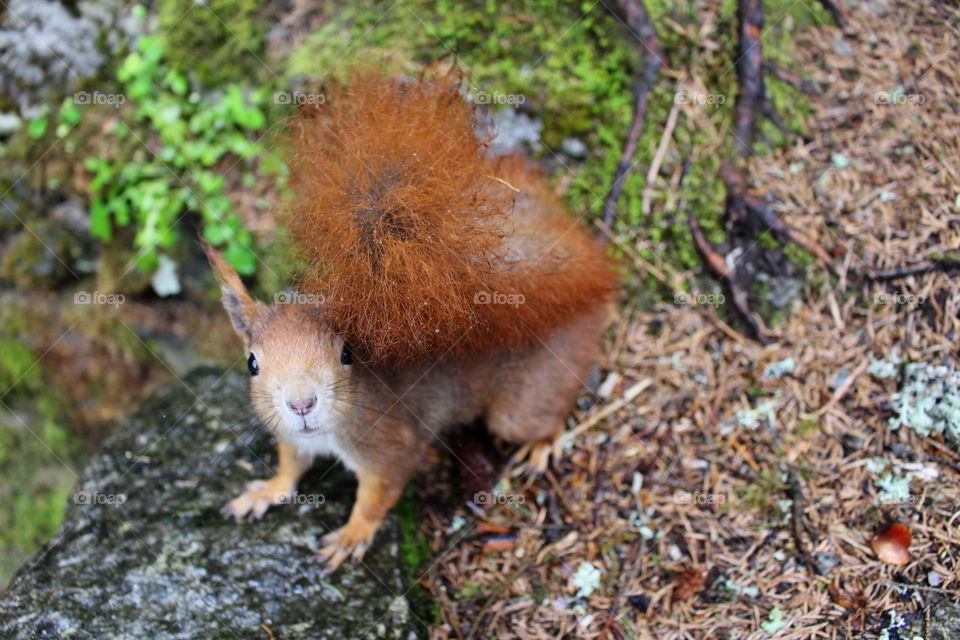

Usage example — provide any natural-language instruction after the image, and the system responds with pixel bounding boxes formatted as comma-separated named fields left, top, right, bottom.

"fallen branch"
left=743, top=194, right=837, bottom=273
left=733, top=0, right=765, bottom=156
left=603, top=0, right=666, bottom=228
left=687, top=208, right=767, bottom=342
left=862, top=260, right=960, bottom=282
left=786, top=471, right=822, bottom=574
left=719, top=162, right=749, bottom=230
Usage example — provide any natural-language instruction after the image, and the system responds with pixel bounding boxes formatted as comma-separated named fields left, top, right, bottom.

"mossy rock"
left=0, top=219, right=92, bottom=289
left=0, top=368, right=422, bottom=639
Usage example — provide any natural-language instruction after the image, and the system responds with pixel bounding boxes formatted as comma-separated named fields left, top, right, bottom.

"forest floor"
left=2, top=0, right=958, bottom=637
left=413, top=2, right=960, bottom=639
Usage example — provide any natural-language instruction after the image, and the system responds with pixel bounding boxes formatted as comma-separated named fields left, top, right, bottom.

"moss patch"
left=394, top=480, right=442, bottom=629
left=157, top=0, right=270, bottom=87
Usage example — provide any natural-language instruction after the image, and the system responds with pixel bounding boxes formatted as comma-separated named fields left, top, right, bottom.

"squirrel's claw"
left=221, top=479, right=294, bottom=520
left=315, top=526, right=372, bottom=573
left=508, top=440, right=556, bottom=478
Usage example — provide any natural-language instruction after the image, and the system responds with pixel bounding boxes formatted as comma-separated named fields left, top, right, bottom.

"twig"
left=816, top=357, right=869, bottom=416
left=735, top=2, right=812, bottom=148
left=743, top=194, right=837, bottom=273
left=862, top=260, right=960, bottom=282
left=464, top=555, right=537, bottom=640
left=596, top=219, right=684, bottom=292
left=687, top=208, right=767, bottom=342
left=555, top=378, right=653, bottom=451
left=603, top=0, right=666, bottom=228
left=763, top=61, right=819, bottom=96
left=817, top=0, right=850, bottom=31
left=733, top=0, right=765, bottom=156
left=787, top=471, right=821, bottom=574
left=642, top=98, right=680, bottom=216
left=719, top=162, right=749, bottom=230
left=881, top=581, right=960, bottom=596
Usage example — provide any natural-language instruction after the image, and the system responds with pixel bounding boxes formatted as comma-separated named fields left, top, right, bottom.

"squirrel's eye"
left=340, top=343, right=353, bottom=366
left=247, top=353, right=259, bottom=376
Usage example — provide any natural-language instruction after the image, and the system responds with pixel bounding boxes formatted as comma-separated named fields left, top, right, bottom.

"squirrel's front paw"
left=508, top=440, right=556, bottom=478
left=222, top=479, right=294, bottom=520
left=315, top=521, right=376, bottom=573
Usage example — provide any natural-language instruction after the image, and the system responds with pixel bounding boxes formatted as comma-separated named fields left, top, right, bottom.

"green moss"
left=455, top=580, right=494, bottom=602
left=0, top=305, right=80, bottom=585
left=393, top=482, right=442, bottom=628
left=0, top=399, right=77, bottom=585
left=0, top=220, right=86, bottom=289
left=735, top=468, right=788, bottom=516
left=0, top=338, right=40, bottom=391
left=157, top=0, right=269, bottom=87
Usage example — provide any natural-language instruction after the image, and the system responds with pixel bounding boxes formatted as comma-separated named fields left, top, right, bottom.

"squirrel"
left=203, top=70, right=618, bottom=573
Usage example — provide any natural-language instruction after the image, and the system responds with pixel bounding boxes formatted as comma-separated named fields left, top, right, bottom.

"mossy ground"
left=394, top=481, right=443, bottom=630
left=0, top=330, right=78, bottom=584
left=284, top=0, right=821, bottom=295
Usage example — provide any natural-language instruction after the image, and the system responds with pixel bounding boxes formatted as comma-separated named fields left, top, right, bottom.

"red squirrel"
left=204, top=71, right=617, bottom=572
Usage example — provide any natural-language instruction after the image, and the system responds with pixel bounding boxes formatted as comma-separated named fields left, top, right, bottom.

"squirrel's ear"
left=201, top=240, right=263, bottom=346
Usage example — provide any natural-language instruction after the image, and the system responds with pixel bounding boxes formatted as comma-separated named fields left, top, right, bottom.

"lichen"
left=875, top=474, right=912, bottom=504
left=887, top=362, right=960, bottom=449
left=572, top=561, right=603, bottom=599
left=0, top=0, right=142, bottom=115
left=762, top=357, right=796, bottom=381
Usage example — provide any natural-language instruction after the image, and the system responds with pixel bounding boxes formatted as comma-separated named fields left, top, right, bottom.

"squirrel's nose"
left=286, top=394, right=317, bottom=416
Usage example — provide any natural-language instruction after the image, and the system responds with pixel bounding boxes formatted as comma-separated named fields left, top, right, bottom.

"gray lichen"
left=0, top=0, right=143, bottom=116
left=888, top=362, right=960, bottom=450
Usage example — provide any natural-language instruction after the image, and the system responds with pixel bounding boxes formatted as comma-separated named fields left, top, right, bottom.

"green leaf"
left=203, top=223, right=231, bottom=245
left=223, top=240, right=256, bottom=276
left=27, top=117, right=48, bottom=139
left=224, top=86, right=265, bottom=131
left=118, top=52, right=144, bottom=83
left=111, top=197, right=130, bottom=227
left=165, top=69, right=188, bottom=96
left=59, top=97, right=81, bottom=127
left=90, top=200, right=111, bottom=240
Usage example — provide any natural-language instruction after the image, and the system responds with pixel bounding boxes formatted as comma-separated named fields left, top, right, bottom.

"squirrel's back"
left=285, top=71, right=617, bottom=365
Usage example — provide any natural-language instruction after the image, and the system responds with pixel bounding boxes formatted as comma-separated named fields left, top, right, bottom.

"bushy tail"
left=285, top=71, right=616, bottom=365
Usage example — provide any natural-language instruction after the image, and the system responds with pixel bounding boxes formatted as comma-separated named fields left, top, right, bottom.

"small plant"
left=84, top=34, right=269, bottom=279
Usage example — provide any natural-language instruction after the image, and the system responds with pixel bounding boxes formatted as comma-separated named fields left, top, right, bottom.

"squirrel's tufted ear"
left=200, top=240, right=264, bottom=347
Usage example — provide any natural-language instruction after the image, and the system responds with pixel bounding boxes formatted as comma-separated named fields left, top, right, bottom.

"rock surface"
left=0, top=368, right=419, bottom=639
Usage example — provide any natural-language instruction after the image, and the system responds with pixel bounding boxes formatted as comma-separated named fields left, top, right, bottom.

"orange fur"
left=285, top=71, right=617, bottom=365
